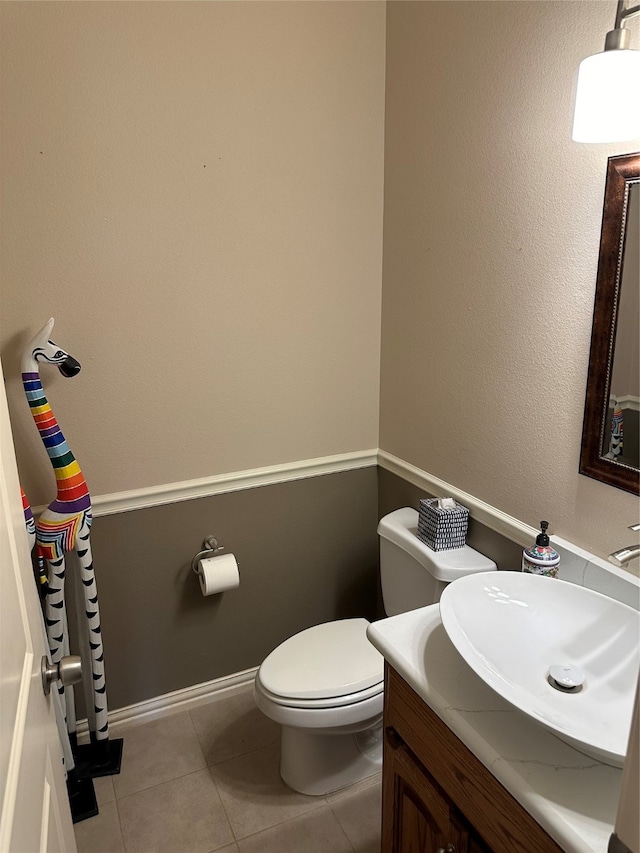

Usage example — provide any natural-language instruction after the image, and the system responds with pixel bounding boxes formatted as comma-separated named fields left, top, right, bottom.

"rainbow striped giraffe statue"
left=22, top=318, right=121, bottom=776
left=20, top=484, right=36, bottom=550
left=21, top=485, right=50, bottom=589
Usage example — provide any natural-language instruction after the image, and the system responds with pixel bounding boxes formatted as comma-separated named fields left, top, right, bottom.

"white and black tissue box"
left=417, top=498, right=469, bottom=551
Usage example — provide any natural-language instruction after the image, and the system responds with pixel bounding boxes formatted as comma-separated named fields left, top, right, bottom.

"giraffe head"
left=21, top=318, right=81, bottom=377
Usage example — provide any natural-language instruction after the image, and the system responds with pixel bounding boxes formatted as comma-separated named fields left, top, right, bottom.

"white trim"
left=33, top=447, right=538, bottom=549
left=377, top=450, right=538, bottom=548
left=35, top=450, right=378, bottom=518
left=75, top=667, right=258, bottom=739
left=609, top=394, right=640, bottom=413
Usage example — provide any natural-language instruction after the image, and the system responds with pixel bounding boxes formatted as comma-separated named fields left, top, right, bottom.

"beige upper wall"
left=2, top=0, right=638, bottom=563
left=0, top=1, right=385, bottom=503
left=380, top=1, right=639, bottom=560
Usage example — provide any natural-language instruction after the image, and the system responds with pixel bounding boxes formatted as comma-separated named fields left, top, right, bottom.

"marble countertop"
left=367, top=604, right=622, bottom=853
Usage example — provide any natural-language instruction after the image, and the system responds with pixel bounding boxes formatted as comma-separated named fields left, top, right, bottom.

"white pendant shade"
left=572, top=48, right=640, bottom=142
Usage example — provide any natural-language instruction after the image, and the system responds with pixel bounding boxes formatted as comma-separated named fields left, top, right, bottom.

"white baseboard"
left=75, top=666, right=258, bottom=740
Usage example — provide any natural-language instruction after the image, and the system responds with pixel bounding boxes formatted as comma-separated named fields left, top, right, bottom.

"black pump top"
left=536, top=521, right=550, bottom=547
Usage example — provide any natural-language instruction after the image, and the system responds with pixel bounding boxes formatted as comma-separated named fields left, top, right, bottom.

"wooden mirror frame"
left=579, top=152, right=640, bottom=496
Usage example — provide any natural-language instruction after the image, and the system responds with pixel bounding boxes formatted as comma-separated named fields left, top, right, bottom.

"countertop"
left=367, top=604, right=622, bottom=853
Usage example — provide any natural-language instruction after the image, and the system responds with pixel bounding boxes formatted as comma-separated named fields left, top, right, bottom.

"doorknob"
left=41, top=655, right=82, bottom=696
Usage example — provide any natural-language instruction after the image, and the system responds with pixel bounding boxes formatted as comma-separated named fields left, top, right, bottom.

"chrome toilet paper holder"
left=191, top=536, right=225, bottom=576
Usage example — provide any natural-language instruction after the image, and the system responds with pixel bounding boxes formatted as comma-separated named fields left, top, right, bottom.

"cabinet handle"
left=436, top=845, right=456, bottom=853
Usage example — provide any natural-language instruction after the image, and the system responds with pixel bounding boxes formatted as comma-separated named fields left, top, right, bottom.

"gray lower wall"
left=69, top=464, right=525, bottom=714
left=377, top=468, right=524, bottom=573
left=82, top=467, right=379, bottom=711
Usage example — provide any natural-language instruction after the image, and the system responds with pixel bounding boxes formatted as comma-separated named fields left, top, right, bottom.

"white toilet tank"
left=378, top=507, right=497, bottom=616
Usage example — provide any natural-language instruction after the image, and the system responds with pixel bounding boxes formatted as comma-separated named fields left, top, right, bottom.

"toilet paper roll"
left=198, top=553, right=240, bottom=596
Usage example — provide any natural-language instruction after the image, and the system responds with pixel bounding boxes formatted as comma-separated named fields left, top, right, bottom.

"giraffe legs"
left=74, top=523, right=109, bottom=742
left=69, top=518, right=122, bottom=777
left=43, top=553, right=75, bottom=731
left=43, top=553, right=78, bottom=775
left=62, top=604, right=77, bottom=736
left=42, top=517, right=121, bottom=776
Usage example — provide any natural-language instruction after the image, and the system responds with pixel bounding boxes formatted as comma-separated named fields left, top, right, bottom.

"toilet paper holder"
left=191, top=536, right=225, bottom=576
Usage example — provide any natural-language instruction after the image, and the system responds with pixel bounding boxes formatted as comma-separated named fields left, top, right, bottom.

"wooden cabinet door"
left=384, top=667, right=564, bottom=853
left=382, top=726, right=491, bottom=853
left=467, top=837, right=493, bottom=853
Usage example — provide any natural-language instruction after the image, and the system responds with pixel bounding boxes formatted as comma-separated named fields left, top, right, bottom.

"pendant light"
left=573, top=1, right=640, bottom=142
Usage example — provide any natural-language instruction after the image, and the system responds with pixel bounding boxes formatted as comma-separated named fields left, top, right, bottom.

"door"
left=382, top=726, right=492, bottom=853
left=0, top=361, right=76, bottom=853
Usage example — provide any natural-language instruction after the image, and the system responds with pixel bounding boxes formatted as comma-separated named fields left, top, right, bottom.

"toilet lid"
left=258, top=618, right=384, bottom=701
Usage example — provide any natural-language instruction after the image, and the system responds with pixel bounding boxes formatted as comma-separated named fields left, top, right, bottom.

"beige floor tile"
left=330, top=779, right=382, bottom=853
left=237, top=806, right=354, bottom=853
left=209, top=742, right=323, bottom=839
left=325, top=771, right=382, bottom=804
left=190, top=686, right=279, bottom=765
left=118, top=768, right=234, bottom=853
left=73, top=801, right=124, bottom=853
left=93, top=774, right=116, bottom=805
left=113, top=710, right=206, bottom=798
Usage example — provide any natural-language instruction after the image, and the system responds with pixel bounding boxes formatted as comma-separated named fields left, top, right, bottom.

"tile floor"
left=74, top=684, right=382, bottom=853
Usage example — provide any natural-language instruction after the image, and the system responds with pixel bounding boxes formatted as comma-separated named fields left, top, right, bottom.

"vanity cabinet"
left=382, top=665, right=565, bottom=853
left=384, top=724, right=491, bottom=853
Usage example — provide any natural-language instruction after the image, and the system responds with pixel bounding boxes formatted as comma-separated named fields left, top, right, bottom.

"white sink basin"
left=439, top=571, right=640, bottom=767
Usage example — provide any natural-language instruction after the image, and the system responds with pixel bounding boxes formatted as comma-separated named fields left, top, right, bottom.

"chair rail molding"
left=377, top=449, right=539, bottom=547
left=34, top=449, right=379, bottom=517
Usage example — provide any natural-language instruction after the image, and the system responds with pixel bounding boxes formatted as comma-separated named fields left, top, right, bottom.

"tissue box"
left=417, top=498, right=469, bottom=551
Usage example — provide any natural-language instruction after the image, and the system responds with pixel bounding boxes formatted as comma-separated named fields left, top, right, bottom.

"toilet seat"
left=257, top=618, right=384, bottom=702
left=254, top=675, right=384, bottom=731
left=257, top=679, right=383, bottom=710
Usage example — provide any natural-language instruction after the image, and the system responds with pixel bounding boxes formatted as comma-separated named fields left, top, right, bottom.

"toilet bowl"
left=254, top=507, right=498, bottom=796
left=254, top=618, right=384, bottom=795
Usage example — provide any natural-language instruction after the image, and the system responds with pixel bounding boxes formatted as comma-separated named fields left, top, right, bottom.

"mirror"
left=580, top=152, right=640, bottom=496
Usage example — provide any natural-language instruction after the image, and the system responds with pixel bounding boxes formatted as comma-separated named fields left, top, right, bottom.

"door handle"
left=41, top=655, right=82, bottom=696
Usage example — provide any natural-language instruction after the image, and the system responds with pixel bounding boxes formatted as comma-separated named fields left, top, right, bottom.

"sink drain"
left=548, top=664, right=585, bottom=693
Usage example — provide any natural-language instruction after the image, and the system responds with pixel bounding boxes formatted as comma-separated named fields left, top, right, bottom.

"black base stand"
left=72, top=735, right=124, bottom=780
left=67, top=772, right=98, bottom=824
left=65, top=737, right=123, bottom=823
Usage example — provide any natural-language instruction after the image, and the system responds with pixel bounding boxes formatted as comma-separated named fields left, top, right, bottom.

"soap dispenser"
left=522, top=521, right=560, bottom=578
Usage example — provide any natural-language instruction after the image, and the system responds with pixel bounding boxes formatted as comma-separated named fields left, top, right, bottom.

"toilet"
left=253, top=506, right=497, bottom=795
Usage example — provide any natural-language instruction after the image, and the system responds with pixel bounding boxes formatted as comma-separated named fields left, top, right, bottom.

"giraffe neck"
left=22, top=371, right=91, bottom=514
